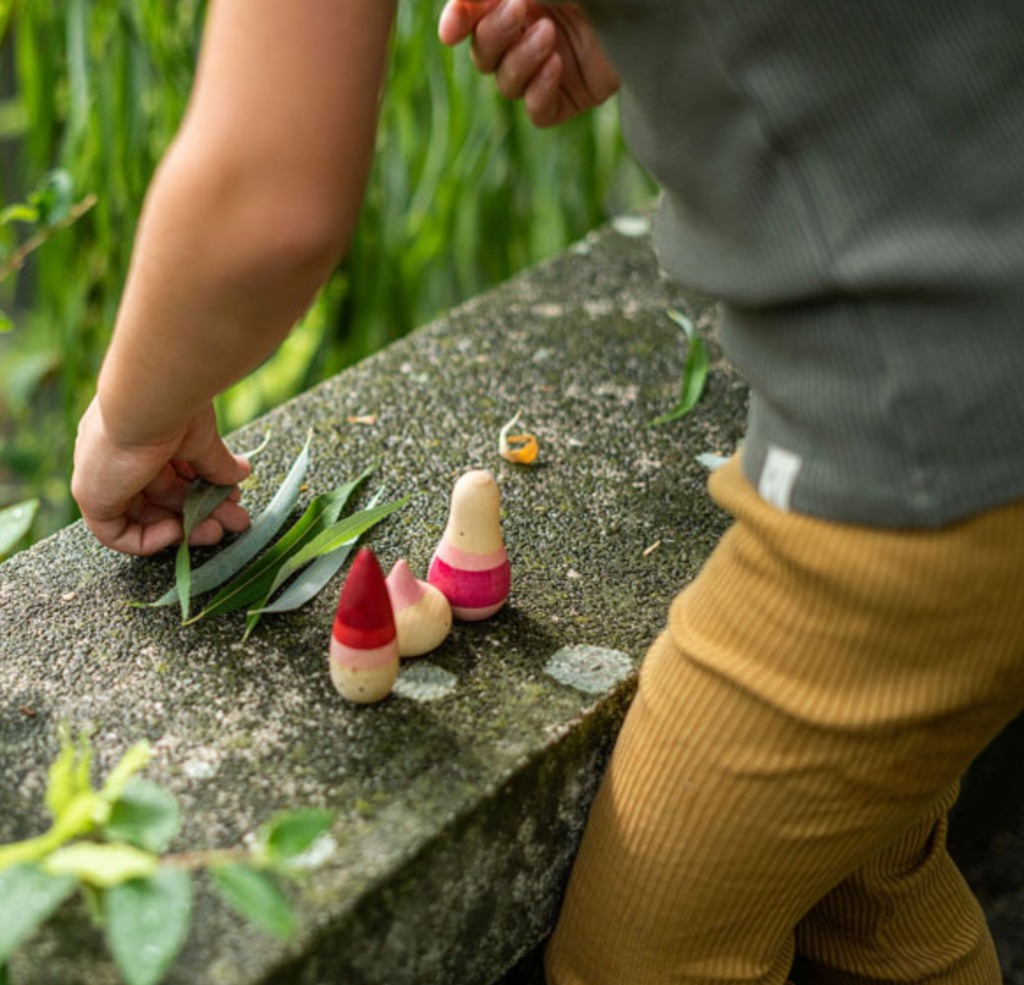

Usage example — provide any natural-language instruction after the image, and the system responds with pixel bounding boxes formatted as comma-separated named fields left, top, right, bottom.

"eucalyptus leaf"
left=185, top=486, right=353, bottom=625
left=148, top=435, right=314, bottom=607
left=208, top=865, right=295, bottom=940
left=243, top=488, right=385, bottom=639
left=261, top=496, right=410, bottom=605
left=0, top=864, right=77, bottom=963
left=175, top=480, right=235, bottom=621
left=106, top=868, right=193, bottom=985
left=185, top=469, right=371, bottom=626
left=104, top=780, right=181, bottom=854
left=0, top=499, right=38, bottom=557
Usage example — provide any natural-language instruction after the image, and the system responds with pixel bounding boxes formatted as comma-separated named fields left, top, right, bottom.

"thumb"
left=187, top=433, right=252, bottom=488
left=439, top=0, right=500, bottom=46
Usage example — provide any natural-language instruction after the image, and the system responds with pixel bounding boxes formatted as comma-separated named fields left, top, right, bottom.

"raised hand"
left=439, top=0, right=619, bottom=128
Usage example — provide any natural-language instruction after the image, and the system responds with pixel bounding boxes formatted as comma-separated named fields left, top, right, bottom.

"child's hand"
left=72, top=398, right=251, bottom=556
left=438, top=0, right=619, bottom=127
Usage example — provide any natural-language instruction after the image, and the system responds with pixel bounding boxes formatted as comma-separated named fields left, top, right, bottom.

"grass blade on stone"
left=183, top=471, right=372, bottom=626
left=261, top=496, right=410, bottom=606
left=650, top=308, right=710, bottom=426
left=148, top=434, right=317, bottom=608
left=242, top=488, right=385, bottom=640
left=175, top=479, right=235, bottom=622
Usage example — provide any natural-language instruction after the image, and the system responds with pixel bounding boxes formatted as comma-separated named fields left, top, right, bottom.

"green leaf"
left=175, top=479, right=235, bottom=621
left=650, top=332, right=710, bottom=426
left=184, top=480, right=360, bottom=625
left=104, top=780, right=181, bottom=854
left=45, top=728, right=78, bottom=820
left=0, top=203, right=39, bottom=225
left=106, top=868, right=193, bottom=985
left=44, top=843, right=158, bottom=889
left=148, top=435, right=314, bottom=607
left=257, top=810, right=334, bottom=865
left=0, top=499, right=39, bottom=557
left=243, top=487, right=384, bottom=639
left=262, top=497, right=410, bottom=605
left=0, top=864, right=77, bottom=963
left=208, top=865, right=295, bottom=940
left=100, top=741, right=153, bottom=804
left=1, top=960, right=9, bottom=984
left=29, top=170, right=75, bottom=228
left=0, top=310, right=12, bottom=334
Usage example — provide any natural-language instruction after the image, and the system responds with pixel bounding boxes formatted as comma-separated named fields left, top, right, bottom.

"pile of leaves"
left=0, top=728, right=335, bottom=985
left=149, top=435, right=408, bottom=640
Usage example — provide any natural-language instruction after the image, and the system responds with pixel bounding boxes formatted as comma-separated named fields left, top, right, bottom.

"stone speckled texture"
left=0, top=216, right=746, bottom=985
left=3, top=213, right=1022, bottom=984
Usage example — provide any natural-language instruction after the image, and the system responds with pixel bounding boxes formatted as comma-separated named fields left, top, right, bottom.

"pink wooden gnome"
left=386, top=559, right=453, bottom=657
left=428, top=470, right=510, bottom=620
left=329, top=548, right=399, bottom=704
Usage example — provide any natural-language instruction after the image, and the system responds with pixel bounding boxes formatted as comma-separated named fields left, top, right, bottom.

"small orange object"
left=347, top=414, right=378, bottom=426
left=498, top=410, right=539, bottom=465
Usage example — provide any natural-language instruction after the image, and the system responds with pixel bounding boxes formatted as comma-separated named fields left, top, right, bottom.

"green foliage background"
left=0, top=0, right=654, bottom=551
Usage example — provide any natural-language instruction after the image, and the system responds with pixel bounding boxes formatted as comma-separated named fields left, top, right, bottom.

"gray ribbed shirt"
left=558, top=0, right=1024, bottom=526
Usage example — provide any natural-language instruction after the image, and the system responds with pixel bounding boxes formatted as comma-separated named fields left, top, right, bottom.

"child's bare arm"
left=439, top=0, right=619, bottom=127
left=72, top=0, right=397, bottom=555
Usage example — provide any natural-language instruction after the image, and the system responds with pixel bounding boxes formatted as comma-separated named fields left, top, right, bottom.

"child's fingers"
left=524, top=52, right=565, bottom=128
left=438, top=0, right=501, bottom=46
left=83, top=507, right=182, bottom=557
left=470, top=0, right=529, bottom=73
left=494, top=18, right=555, bottom=100
left=210, top=498, right=251, bottom=535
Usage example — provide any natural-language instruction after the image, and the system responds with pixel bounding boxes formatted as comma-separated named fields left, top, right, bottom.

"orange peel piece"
left=498, top=410, right=540, bottom=465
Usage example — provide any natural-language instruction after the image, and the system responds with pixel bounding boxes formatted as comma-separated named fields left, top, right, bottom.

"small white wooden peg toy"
left=386, top=559, right=453, bottom=657
left=329, top=547, right=399, bottom=704
left=428, top=469, right=511, bottom=621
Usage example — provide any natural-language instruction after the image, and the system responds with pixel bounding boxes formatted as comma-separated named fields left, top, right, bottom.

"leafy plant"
left=650, top=308, right=710, bottom=426
left=0, top=727, right=335, bottom=985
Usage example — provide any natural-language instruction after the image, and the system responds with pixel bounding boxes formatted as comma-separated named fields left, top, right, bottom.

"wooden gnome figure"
left=428, top=469, right=511, bottom=621
left=329, top=548, right=399, bottom=704
left=386, top=559, right=453, bottom=657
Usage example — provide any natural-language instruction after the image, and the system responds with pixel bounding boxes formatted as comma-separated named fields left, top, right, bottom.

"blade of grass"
left=650, top=308, right=710, bottom=426
left=175, top=480, right=235, bottom=622
left=182, top=473, right=369, bottom=626
left=242, top=488, right=386, bottom=640
left=147, top=435, right=321, bottom=607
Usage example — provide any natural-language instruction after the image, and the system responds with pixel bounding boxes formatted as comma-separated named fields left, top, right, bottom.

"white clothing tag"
left=758, top=445, right=803, bottom=511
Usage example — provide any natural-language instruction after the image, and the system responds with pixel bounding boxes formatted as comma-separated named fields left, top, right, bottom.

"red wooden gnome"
left=428, top=469, right=511, bottom=621
left=329, top=547, right=399, bottom=703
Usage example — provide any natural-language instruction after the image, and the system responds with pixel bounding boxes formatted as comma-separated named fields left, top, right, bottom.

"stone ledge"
left=0, top=215, right=746, bottom=984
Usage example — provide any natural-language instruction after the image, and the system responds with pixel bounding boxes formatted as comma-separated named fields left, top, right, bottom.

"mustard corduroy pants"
left=546, top=458, right=1024, bottom=985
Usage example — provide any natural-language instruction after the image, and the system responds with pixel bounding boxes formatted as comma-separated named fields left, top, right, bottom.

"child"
left=75, top=1, right=1024, bottom=983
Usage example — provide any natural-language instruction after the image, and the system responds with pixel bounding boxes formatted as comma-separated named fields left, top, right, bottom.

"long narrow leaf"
left=183, top=474, right=369, bottom=626
left=650, top=334, right=710, bottom=425
left=148, top=435, right=317, bottom=607
left=261, top=497, right=410, bottom=605
left=175, top=480, right=234, bottom=621
left=242, top=488, right=386, bottom=640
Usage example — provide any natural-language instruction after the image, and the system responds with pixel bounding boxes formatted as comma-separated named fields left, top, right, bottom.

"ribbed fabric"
left=545, top=0, right=1024, bottom=526
left=545, top=457, right=1024, bottom=985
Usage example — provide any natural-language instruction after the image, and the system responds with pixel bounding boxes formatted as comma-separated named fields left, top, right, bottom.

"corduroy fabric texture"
left=545, top=457, right=1024, bottom=985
